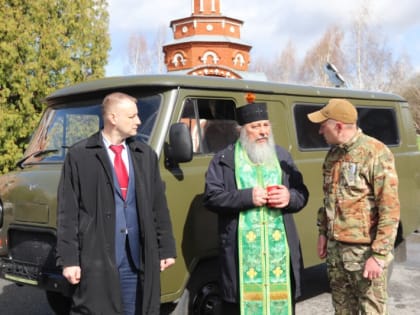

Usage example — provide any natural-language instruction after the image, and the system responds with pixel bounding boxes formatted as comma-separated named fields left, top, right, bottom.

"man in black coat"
left=204, top=102, right=309, bottom=314
left=56, top=92, right=176, bottom=314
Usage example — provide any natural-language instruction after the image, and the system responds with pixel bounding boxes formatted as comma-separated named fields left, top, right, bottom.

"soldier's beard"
left=239, top=129, right=277, bottom=164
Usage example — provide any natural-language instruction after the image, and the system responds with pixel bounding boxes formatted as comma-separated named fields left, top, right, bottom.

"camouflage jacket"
left=318, top=129, right=400, bottom=258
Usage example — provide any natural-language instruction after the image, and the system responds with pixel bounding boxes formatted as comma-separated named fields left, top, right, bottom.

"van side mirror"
left=165, top=123, right=193, bottom=168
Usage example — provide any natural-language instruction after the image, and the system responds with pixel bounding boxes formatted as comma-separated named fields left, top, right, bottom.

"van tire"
left=170, top=259, right=221, bottom=315
left=45, top=291, right=71, bottom=315
left=188, top=259, right=221, bottom=315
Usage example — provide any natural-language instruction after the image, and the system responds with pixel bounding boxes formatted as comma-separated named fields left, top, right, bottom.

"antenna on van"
left=324, top=62, right=347, bottom=88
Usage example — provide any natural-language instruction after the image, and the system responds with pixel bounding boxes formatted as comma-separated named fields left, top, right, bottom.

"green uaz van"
left=0, top=75, right=419, bottom=314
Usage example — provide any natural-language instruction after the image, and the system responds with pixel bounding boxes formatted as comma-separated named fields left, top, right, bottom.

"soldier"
left=307, top=99, right=400, bottom=314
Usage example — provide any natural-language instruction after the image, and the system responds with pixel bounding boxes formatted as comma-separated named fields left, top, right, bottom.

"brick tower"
left=163, top=0, right=254, bottom=79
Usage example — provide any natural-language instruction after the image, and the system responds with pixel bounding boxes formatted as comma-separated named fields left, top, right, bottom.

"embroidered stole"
left=235, top=142, right=292, bottom=315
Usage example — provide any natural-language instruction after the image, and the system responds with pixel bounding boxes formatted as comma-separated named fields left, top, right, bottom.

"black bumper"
left=0, top=258, right=72, bottom=296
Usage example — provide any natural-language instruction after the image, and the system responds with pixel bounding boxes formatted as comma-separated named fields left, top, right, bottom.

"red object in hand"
left=266, top=185, right=279, bottom=208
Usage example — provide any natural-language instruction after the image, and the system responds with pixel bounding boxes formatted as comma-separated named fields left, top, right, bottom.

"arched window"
left=200, top=51, right=219, bottom=64
left=172, top=53, right=186, bottom=67
left=233, top=53, right=245, bottom=67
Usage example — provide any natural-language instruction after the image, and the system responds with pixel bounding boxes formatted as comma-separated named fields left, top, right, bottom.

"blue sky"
left=106, top=0, right=420, bottom=77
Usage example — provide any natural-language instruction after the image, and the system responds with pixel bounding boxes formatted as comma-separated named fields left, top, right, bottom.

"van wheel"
left=188, top=259, right=221, bottom=315
left=45, top=291, right=71, bottom=315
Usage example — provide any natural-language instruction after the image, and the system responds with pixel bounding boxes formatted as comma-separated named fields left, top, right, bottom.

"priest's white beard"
left=239, top=128, right=277, bottom=164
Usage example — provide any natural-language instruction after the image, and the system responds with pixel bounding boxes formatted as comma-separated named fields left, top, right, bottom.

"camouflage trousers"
left=326, top=241, right=390, bottom=315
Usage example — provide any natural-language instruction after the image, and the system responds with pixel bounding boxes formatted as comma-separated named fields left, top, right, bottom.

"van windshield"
left=20, top=94, right=161, bottom=166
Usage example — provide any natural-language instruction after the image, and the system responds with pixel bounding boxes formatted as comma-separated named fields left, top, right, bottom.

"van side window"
left=294, top=104, right=328, bottom=149
left=294, top=104, right=400, bottom=150
left=180, top=98, right=239, bottom=154
left=358, top=107, right=399, bottom=145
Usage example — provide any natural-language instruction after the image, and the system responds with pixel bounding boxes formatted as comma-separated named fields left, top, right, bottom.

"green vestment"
left=235, top=142, right=292, bottom=315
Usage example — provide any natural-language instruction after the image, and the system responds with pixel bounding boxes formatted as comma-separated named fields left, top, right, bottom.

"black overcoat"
left=56, top=132, right=176, bottom=314
left=203, top=144, right=309, bottom=302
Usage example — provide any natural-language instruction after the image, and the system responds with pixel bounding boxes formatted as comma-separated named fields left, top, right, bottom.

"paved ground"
left=0, top=231, right=419, bottom=314
left=296, top=230, right=420, bottom=314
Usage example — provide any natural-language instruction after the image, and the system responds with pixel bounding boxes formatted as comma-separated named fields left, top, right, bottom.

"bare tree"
left=346, top=2, right=389, bottom=90
left=124, top=25, right=169, bottom=74
left=351, top=1, right=370, bottom=89
left=388, top=54, right=413, bottom=92
left=345, top=0, right=413, bottom=91
left=125, top=33, right=152, bottom=74
left=248, top=39, right=298, bottom=83
left=153, top=25, right=169, bottom=73
left=274, top=39, right=298, bottom=83
left=248, top=54, right=274, bottom=80
left=398, top=74, right=420, bottom=131
left=297, top=25, right=346, bottom=86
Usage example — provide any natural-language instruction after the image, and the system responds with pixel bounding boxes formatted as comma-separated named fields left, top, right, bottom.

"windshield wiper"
left=17, top=149, right=59, bottom=169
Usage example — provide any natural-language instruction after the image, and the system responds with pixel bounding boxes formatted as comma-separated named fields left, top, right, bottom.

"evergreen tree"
left=0, top=0, right=110, bottom=173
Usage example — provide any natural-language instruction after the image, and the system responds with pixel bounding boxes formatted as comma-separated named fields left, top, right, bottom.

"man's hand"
left=317, top=234, right=328, bottom=259
left=63, top=266, right=81, bottom=284
left=252, top=187, right=268, bottom=207
left=267, top=185, right=290, bottom=208
left=160, top=258, right=176, bottom=271
left=363, top=257, right=384, bottom=280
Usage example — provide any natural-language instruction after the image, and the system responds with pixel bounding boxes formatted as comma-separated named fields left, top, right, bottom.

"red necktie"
left=110, top=145, right=129, bottom=199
